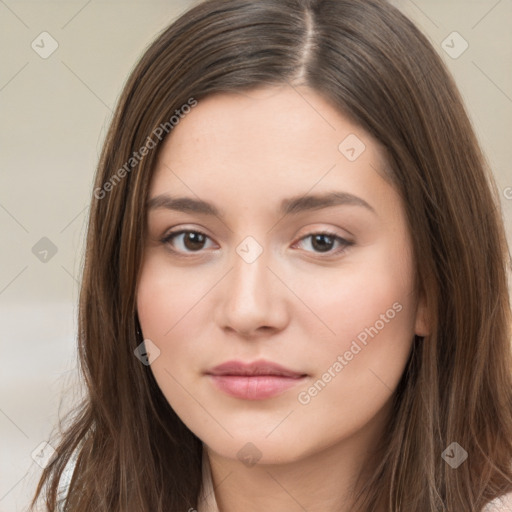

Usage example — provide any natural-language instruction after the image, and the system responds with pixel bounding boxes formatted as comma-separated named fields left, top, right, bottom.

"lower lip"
left=207, top=374, right=307, bottom=400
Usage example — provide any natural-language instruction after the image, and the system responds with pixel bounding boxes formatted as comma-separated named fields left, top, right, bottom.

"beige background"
left=1, top=1, right=511, bottom=510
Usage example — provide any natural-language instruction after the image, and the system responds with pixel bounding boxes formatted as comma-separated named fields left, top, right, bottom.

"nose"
left=215, top=244, right=290, bottom=338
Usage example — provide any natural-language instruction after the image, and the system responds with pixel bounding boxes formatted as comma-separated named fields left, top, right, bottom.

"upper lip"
left=206, top=359, right=306, bottom=378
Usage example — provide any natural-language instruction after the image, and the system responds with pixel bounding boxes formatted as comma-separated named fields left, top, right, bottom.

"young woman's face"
left=136, top=85, right=429, bottom=464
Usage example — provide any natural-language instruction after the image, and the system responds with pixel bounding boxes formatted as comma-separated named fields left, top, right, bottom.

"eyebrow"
left=146, top=191, right=376, bottom=218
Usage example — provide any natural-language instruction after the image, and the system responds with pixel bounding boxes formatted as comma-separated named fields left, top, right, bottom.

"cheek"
left=136, top=255, right=217, bottom=412
left=136, top=256, right=194, bottom=385
left=310, top=266, right=416, bottom=363
left=292, top=241, right=417, bottom=425
left=136, top=253, right=210, bottom=341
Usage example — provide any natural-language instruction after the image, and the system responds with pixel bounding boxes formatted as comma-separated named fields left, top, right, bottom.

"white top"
left=56, top=447, right=80, bottom=511
left=485, top=493, right=512, bottom=512
left=57, top=449, right=512, bottom=511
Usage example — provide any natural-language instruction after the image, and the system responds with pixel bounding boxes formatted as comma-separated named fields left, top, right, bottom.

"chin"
left=197, top=426, right=320, bottom=467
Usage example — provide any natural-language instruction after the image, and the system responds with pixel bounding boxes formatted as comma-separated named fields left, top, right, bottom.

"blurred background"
left=0, top=0, right=511, bottom=510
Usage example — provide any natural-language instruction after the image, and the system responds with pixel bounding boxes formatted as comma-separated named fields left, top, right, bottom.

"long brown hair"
left=31, top=0, right=512, bottom=510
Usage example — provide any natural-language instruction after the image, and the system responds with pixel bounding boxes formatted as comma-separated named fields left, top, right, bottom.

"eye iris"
left=312, top=234, right=334, bottom=252
left=184, top=232, right=206, bottom=251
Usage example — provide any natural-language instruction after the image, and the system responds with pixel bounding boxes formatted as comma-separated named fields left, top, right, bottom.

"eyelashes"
left=160, top=229, right=354, bottom=258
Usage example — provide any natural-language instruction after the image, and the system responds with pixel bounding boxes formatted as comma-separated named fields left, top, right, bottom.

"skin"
left=136, top=84, right=430, bottom=512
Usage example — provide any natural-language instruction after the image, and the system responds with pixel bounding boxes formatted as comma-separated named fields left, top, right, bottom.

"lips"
left=205, top=359, right=308, bottom=400
left=207, top=359, right=306, bottom=378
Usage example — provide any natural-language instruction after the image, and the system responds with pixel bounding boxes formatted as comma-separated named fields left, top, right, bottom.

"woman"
left=31, top=0, right=512, bottom=510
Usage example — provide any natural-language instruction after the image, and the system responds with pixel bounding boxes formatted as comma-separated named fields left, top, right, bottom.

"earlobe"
left=414, top=295, right=431, bottom=337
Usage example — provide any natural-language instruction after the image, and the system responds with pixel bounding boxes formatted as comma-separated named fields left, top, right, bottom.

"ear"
left=414, top=293, right=431, bottom=337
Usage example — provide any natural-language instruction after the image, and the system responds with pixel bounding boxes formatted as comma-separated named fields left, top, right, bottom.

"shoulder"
left=483, top=491, right=512, bottom=511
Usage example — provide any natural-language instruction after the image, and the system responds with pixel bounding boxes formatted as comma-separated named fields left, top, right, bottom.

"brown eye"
left=311, top=234, right=336, bottom=252
left=182, top=232, right=207, bottom=251
left=161, top=230, right=214, bottom=253
left=294, top=232, right=353, bottom=255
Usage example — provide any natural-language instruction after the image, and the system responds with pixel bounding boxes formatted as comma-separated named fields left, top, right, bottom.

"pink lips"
left=206, top=359, right=307, bottom=400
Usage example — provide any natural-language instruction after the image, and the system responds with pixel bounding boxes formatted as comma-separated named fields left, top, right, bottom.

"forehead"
left=160, top=85, right=366, bottom=167
left=149, top=85, right=398, bottom=221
